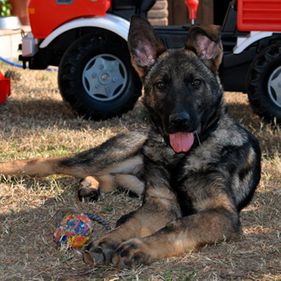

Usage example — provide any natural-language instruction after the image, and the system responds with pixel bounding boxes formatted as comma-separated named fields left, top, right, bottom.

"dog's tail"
left=0, top=131, right=148, bottom=178
left=0, top=157, right=72, bottom=177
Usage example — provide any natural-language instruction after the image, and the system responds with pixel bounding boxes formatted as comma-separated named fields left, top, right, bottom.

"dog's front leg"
left=109, top=185, right=240, bottom=268
left=108, top=169, right=241, bottom=267
left=111, top=200, right=239, bottom=267
left=83, top=163, right=181, bottom=265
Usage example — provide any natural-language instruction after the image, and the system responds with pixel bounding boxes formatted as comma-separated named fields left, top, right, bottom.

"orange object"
left=28, top=0, right=111, bottom=38
left=238, top=0, right=281, bottom=31
left=0, top=72, right=11, bottom=104
left=186, top=0, right=199, bottom=23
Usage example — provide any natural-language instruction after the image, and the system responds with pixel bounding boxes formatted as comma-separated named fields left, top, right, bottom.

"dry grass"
left=0, top=62, right=281, bottom=281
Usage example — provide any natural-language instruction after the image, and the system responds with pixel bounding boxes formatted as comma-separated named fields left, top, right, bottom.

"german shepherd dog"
left=0, top=17, right=261, bottom=267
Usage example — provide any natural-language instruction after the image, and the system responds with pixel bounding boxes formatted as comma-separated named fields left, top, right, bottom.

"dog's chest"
left=142, top=131, right=221, bottom=171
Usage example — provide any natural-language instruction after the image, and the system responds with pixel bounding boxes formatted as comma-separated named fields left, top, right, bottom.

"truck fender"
left=39, top=14, right=130, bottom=49
left=233, top=32, right=273, bottom=54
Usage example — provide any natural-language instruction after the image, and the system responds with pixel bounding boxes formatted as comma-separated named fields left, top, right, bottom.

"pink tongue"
left=169, top=132, right=194, bottom=153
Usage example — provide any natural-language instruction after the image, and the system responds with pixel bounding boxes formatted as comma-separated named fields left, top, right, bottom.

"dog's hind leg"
left=78, top=174, right=145, bottom=201
left=114, top=174, right=144, bottom=195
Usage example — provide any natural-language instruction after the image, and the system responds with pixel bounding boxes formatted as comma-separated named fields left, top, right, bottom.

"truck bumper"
left=19, top=32, right=49, bottom=69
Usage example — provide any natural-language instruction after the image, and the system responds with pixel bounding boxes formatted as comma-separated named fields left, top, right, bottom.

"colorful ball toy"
left=54, top=213, right=92, bottom=249
left=53, top=212, right=111, bottom=249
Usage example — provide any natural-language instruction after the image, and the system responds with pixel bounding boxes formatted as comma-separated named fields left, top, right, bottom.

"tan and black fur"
left=0, top=17, right=261, bottom=267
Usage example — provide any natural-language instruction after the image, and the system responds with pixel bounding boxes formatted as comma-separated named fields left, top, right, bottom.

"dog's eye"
left=191, top=79, right=202, bottom=89
left=155, top=81, right=166, bottom=90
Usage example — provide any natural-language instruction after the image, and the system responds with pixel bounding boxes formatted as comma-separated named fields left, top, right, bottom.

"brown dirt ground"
left=0, top=63, right=280, bottom=281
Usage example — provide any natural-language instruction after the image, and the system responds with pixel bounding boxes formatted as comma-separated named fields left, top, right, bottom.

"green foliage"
left=183, top=271, right=197, bottom=281
left=0, top=0, right=11, bottom=17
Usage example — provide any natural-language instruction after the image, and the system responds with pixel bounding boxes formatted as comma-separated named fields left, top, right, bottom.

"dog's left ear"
left=128, top=16, right=166, bottom=78
left=185, top=25, right=223, bottom=72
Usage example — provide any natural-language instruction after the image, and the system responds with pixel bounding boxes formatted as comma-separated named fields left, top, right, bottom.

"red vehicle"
left=20, top=0, right=281, bottom=122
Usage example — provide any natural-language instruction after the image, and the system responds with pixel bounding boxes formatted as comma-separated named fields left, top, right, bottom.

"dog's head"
left=128, top=17, right=224, bottom=153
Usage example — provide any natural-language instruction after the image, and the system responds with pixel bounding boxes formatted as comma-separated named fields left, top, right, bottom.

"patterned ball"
left=54, top=213, right=93, bottom=249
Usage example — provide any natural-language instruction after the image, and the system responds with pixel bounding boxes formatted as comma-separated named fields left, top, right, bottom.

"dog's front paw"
left=112, top=238, right=152, bottom=268
left=83, top=239, right=119, bottom=265
left=78, top=176, right=100, bottom=202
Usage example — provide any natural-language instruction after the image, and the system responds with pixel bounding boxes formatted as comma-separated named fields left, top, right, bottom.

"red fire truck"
left=20, top=0, right=281, bottom=122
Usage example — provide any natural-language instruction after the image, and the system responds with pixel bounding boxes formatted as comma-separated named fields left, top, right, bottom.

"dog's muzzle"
left=168, top=112, right=192, bottom=132
left=168, top=112, right=195, bottom=153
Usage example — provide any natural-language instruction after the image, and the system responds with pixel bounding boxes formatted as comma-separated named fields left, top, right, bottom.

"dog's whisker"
left=195, top=131, right=201, bottom=146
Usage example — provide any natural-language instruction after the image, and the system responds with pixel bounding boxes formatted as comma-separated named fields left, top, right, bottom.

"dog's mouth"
left=169, top=132, right=195, bottom=153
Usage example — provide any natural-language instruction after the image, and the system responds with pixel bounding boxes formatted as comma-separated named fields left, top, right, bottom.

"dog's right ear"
left=185, top=25, right=223, bottom=73
left=128, top=16, right=166, bottom=78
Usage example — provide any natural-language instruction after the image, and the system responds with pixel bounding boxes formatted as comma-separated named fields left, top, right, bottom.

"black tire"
left=58, top=30, right=142, bottom=120
left=247, top=42, right=281, bottom=122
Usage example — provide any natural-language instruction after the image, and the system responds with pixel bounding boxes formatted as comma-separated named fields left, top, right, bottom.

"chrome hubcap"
left=82, top=54, right=128, bottom=102
left=268, top=66, right=281, bottom=108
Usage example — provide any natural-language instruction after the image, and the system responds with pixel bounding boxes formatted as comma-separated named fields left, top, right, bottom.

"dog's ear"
left=185, top=25, right=223, bottom=72
left=128, top=16, right=166, bottom=78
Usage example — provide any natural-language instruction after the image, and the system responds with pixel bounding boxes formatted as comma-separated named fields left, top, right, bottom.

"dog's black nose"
left=169, top=112, right=191, bottom=129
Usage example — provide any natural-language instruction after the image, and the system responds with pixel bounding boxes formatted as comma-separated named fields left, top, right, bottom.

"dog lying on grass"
left=0, top=17, right=261, bottom=267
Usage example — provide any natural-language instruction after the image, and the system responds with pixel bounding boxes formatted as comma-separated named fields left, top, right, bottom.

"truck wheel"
left=58, top=32, right=142, bottom=120
left=247, top=43, right=281, bottom=122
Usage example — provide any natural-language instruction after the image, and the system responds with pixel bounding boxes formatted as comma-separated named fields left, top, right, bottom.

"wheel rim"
left=268, top=65, right=281, bottom=108
left=82, top=54, right=128, bottom=102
